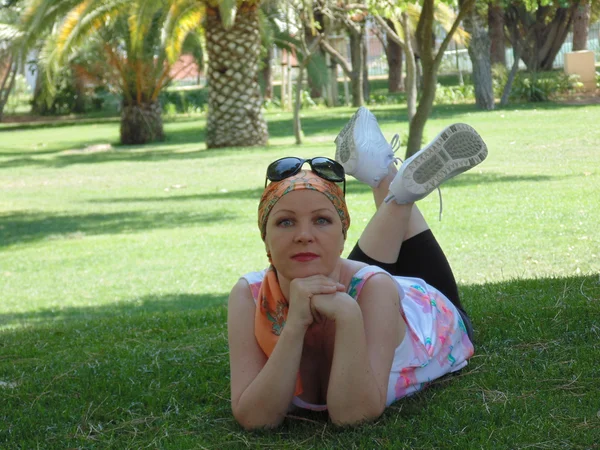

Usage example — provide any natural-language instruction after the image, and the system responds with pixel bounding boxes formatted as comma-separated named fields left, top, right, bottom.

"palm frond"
left=162, top=0, right=203, bottom=65
left=218, top=0, right=237, bottom=30
left=434, top=2, right=469, bottom=45
left=0, top=22, right=21, bottom=41
left=49, top=0, right=126, bottom=70
left=128, top=0, right=162, bottom=60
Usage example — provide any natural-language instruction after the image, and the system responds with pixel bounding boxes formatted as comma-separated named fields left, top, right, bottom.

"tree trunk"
left=349, top=27, right=364, bottom=107
left=261, top=44, right=273, bottom=99
left=385, top=19, right=404, bottom=92
left=488, top=2, right=505, bottom=66
left=406, top=0, right=474, bottom=157
left=329, top=59, right=338, bottom=106
left=463, top=4, right=494, bottom=110
left=120, top=101, right=164, bottom=145
left=500, top=43, right=521, bottom=106
left=72, top=67, right=86, bottom=114
left=31, top=67, right=47, bottom=115
left=508, top=4, right=576, bottom=72
left=0, top=56, right=18, bottom=122
left=204, top=6, right=269, bottom=148
left=362, top=31, right=370, bottom=102
left=305, top=27, right=324, bottom=99
left=293, top=68, right=304, bottom=145
left=572, top=0, right=591, bottom=51
left=407, top=68, right=437, bottom=158
left=401, top=13, right=417, bottom=123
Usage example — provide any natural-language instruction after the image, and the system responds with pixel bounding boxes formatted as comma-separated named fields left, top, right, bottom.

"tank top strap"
left=346, top=265, right=393, bottom=300
left=240, top=269, right=268, bottom=305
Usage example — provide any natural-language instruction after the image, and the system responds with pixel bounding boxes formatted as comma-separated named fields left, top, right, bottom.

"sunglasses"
left=265, top=157, right=346, bottom=194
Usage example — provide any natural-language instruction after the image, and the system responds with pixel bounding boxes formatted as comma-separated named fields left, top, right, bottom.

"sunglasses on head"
left=265, top=157, right=346, bottom=194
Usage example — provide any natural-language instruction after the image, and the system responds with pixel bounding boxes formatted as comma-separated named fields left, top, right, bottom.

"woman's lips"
left=291, top=253, right=319, bottom=262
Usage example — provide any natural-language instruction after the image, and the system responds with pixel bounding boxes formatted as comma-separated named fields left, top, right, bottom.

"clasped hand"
left=287, top=275, right=354, bottom=330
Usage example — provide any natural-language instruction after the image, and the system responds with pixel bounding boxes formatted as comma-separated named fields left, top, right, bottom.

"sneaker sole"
left=334, top=108, right=367, bottom=173
left=402, top=123, right=488, bottom=195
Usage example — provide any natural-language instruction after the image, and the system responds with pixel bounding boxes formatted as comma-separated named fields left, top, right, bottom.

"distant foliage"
left=159, top=88, right=208, bottom=114
left=510, top=72, right=583, bottom=102
left=434, top=83, right=475, bottom=104
left=492, top=65, right=584, bottom=103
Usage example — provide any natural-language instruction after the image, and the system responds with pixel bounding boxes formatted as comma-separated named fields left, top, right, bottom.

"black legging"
left=347, top=229, right=474, bottom=339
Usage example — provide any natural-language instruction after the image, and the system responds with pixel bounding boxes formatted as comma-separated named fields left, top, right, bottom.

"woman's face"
left=264, top=190, right=345, bottom=281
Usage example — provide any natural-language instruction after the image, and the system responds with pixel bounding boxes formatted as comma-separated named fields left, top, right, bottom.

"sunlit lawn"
left=1, top=101, right=599, bottom=448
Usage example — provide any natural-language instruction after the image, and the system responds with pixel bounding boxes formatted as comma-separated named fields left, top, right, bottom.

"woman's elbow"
left=329, top=402, right=385, bottom=427
left=232, top=407, right=285, bottom=431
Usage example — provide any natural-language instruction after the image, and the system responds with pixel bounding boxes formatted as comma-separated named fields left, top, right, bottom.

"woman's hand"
left=287, top=276, right=345, bottom=330
left=311, top=292, right=359, bottom=323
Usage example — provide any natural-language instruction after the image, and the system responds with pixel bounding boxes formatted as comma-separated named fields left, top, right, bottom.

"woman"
left=227, top=107, right=488, bottom=429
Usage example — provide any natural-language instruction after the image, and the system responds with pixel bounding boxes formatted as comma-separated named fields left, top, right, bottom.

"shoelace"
left=389, top=134, right=443, bottom=221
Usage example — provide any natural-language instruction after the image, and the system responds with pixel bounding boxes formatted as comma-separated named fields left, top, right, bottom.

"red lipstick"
left=291, top=252, right=319, bottom=262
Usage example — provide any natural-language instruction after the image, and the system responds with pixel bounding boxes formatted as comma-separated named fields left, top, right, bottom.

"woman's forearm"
left=326, top=304, right=386, bottom=425
left=233, top=322, right=306, bottom=429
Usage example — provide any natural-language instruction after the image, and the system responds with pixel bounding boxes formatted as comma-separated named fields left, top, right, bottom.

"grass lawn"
left=1, top=101, right=599, bottom=448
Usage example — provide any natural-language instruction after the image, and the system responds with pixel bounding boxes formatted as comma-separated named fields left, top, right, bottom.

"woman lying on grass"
left=227, top=107, right=488, bottom=429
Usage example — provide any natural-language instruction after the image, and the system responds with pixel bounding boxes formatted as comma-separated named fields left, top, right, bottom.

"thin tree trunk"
left=500, top=44, right=521, bottom=106
left=372, top=13, right=415, bottom=120
left=293, top=68, right=304, bottom=144
left=463, top=2, right=494, bottom=110
left=407, top=68, right=437, bottom=157
left=406, top=0, right=474, bottom=157
left=329, top=59, right=338, bottom=106
left=572, top=0, right=591, bottom=51
left=488, top=2, right=505, bottom=66
left=362, top=31, right=370, bottom=102
left=401, top=13, right=417, bottom=123
left=384, top=19, right=404, bottom=92
left=349, top=28, right=364, bottom=107
left=72, top=67, right=86, bottom=114
left=305, top=28, right=324, bottom=99
left=0, top=56, right=18, bottom=122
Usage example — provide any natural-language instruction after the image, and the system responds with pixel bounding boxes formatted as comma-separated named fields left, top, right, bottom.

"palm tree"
left=19, top=0, right=203, bottom=145
left=203, top=0, right=268, bottom=148
left=0, top=5, right=22, bottom=121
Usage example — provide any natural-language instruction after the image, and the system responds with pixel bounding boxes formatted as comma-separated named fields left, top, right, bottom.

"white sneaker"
left=387, top=123, right=488, bottom=204
left=334, top=107, right=397, bottom=187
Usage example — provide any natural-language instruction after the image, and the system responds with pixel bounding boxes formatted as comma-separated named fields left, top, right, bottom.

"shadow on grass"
left=82, top=172, right=556, bottom=206
left=2, top=101, right=595, bottom=170
left=0, top=292, right=228, bottom=329
left=0, top=275, right=598, bottom=448
left=0, top=209, right=236, bottom=248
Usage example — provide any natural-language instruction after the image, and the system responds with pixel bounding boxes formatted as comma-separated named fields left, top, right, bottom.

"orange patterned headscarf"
left=255, top=170, right=351, bottom=396
left=258, top=170, right=350, bottom=241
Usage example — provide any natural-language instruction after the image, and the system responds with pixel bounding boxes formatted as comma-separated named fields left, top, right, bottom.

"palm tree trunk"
left=120, top=101, right=164, bottom=145
left=205, top=5, right=268, bottom=148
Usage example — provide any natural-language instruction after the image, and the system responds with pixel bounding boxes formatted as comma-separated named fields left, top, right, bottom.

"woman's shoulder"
left=340, top=259, right=399, bottom=300
left=232, top=269, right=268, bottom=304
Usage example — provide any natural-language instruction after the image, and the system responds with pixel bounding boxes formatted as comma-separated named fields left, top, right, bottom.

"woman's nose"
left=293, top=224, right=314, bottom=243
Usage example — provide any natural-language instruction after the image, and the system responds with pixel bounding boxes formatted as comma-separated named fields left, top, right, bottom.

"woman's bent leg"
left=347, top=166, right=473, bottom=338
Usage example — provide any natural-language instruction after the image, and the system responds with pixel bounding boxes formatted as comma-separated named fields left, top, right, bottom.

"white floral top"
left=241, top=265, right=475, bottom=409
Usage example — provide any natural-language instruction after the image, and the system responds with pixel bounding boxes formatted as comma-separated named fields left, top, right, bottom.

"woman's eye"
left=315, top=217, right=332, bottom=225
left=277, top=218, right=293, bottom=227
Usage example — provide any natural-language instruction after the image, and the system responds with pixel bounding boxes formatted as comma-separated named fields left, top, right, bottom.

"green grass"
left=1, top=102, right=599, bottom=448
